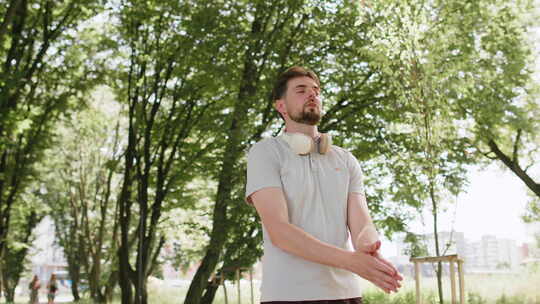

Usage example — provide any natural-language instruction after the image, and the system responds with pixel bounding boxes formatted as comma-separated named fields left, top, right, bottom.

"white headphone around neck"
left=280, top=132, right=332, bottom=155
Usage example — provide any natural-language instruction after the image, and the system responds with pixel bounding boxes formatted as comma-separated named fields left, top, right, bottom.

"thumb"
left=363, top=240, right=381, bottom=254
left=370, top=240, right=381, bottom=253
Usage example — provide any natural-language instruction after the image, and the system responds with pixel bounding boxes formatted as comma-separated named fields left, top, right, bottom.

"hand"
left=354, top=226, right=403, bottom=292
left=371, top=249, right=404, bottom=283
left=345, top=250, right=402, bottom=294
left=364, top=241, right=404, bottom=289
left=360, top=239, right=381, bottom=255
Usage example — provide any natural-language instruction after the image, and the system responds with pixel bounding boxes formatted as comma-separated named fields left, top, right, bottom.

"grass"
left=2, top=272, right=539, bottom=304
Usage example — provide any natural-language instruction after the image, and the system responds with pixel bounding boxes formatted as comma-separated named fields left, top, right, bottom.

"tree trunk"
left=118, top=237, right=134, bottom=304
left=118, top=101, right=136, bottom=304
left=183, top=6, right=268, bottom=301
left=430, top=183, right=443, bottom=304
left=4, top=289, right=14, bottom=304
left=201, top=281, right=220, bottom=304
left=183, top=71, right=256, bottom=304
left=134, top=277, right=148, bottom=304
left=1, top=274, right=14, bottom=304
left=71, top=279, right=81, bottom=302
left=104, top=270, right=119, bottom=303
left=69, top=263, right=81, bottom=302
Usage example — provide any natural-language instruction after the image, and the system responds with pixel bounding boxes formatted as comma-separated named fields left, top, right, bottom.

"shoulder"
left=330, top=144, right=355, bottom=160
left=248, top=137, right=281, bottom=157
left=250, top=137, right=278, bottom=150
left=330, top=145, right=361, bottom=167
left=330, top=144, right=349, bottom=155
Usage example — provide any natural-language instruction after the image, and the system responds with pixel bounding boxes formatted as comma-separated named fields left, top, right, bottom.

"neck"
left=285, top=120, right=319, bottom=138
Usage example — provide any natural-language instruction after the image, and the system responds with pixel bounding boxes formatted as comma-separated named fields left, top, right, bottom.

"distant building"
left=391, top=231, right=524, bottom=274
left=465, top=235, right=521, bottom=271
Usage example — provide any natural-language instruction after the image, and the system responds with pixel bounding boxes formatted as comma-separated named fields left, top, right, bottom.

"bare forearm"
left=348, top=193, right=379, bottom=251
left=269, top=222, right=354, bottom=271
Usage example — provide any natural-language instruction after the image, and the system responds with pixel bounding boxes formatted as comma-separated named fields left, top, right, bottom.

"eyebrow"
left=294, top=84, right=320, bottom=90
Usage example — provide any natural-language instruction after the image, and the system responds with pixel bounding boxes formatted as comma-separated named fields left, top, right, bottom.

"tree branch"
left=0, top=0, right=22, bottom=46
left=512, top=129, right=522, bottom=165
left=488, top=139, right=540, bottom=198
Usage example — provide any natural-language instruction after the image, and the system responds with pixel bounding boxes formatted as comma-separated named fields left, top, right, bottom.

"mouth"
left=305, top=101, right=318, bottom=108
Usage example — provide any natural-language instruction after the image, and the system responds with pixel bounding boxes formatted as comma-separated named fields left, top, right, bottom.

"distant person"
left=47, top=274, right=58, bottom=304
left=28, top=275, right=41, bottom=304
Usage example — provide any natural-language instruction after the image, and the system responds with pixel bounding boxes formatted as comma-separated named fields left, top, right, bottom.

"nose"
left=307, top=88, right=319, bottom=100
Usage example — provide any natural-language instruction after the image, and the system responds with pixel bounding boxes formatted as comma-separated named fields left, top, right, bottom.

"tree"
left=0, top=0, right=104, bottom=288
left=183, top=0, right=318, bottom=301
left=109, top=1, right=236, bottom=302
left=453, top=1, right=540, bottom=204
left=0, top=190, right=43, bottom=304
left=42, top=92, right=123, bottom=303
left=184, top=0, right=432, bottom=302
left=358, top=0, right=538, bottom=302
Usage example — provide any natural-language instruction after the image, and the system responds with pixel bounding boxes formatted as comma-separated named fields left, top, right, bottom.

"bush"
left=495, top=294, right=528, bottom=304
left=468, top=292, right=487, bottom=304
left=363, top=290, right=419, bottom=304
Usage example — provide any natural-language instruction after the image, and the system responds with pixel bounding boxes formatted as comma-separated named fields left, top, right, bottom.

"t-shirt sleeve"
left=245, top=141, right=282, bottom=204
left=347, top=152, right=366, bottom=195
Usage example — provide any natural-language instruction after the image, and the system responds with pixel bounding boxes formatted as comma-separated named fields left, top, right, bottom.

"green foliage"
left=0, top=1, right=107, bottom=292
left=362, top=290, right=419, bottom=304
left=0, top=1, right=539, bottom=304
left=403, top=232, right=429, bottom=258
left=0, top=188, right=43, bottom=303
left=39, top=88, right=123, bottom=302
left=495, top=294, right=528, bottom=304
left=523, top=198, right=540, bottom=223
left=468, top=292, right=488, bottom=304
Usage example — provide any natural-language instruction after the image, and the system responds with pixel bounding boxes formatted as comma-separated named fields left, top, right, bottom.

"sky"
left=413, top=164, right=531, bottom=243
left=381, top=2, right=540, bottom=256
left=456, top=0, right=540, bottom=245
left=380, top=163, right=537, bottom=257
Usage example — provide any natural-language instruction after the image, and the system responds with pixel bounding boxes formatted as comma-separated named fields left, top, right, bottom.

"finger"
left=374, top=253, right=401, bottom=278
left=358, top=240, right=379, bottom=254
left=370, top=255, right=398, bottom=277
left=372, top=269, right=400, bottom=290
left=371, top=280, right=391, bottom=294
left=365, top=240, right=381, bottom=255
left=379, top=272, right=400, bottom=290
left=374, top=253, right=397, bottom=273
left=371, top=277, right=396, bottom=293
left=368, top=244, right=379, bottom=255
left=371, top=264, right=401, bottom=289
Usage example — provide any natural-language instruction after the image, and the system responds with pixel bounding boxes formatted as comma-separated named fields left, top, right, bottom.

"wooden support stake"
left=415, top=261, right=421, bottom=304
left=450, top=261, right=456, bottom=304
left=236, top=268, right=241, bottom=304
left=411, top=255, right=466, bottom=304
left=250, top=268, right=254, bottom=304
left=458, top=260, right=465, bottom=304
left=222, top=274, right=228, bottom=304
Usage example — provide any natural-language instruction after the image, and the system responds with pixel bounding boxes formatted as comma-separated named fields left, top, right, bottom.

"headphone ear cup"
left=283, top=133, right=313, bottom=155
left=318, top=133, right=332, bottom=154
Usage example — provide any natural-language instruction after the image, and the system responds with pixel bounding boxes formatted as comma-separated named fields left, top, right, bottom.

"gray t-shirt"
left=245, top=136, right=365, bottom=301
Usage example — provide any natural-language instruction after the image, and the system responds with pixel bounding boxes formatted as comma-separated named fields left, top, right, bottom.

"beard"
left=289, top=105, right=321, bottom=125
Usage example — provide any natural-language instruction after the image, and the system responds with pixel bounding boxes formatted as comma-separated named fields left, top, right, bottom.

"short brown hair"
left=272, top=66, right=320, bottom=101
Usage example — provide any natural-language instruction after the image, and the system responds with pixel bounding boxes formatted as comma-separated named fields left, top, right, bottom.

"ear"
left=275, top=99, right=287, bottom=118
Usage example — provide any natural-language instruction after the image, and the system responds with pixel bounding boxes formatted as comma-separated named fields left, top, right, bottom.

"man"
left=245, top=66, right=403, bottom=303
